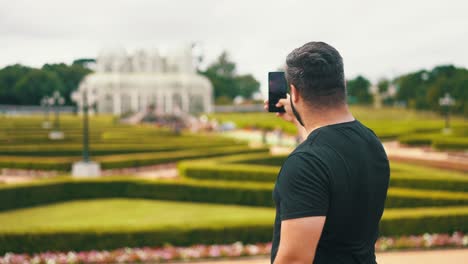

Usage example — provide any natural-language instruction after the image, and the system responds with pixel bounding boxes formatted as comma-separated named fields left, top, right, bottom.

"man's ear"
left=290, top=84, right=300, bottom=103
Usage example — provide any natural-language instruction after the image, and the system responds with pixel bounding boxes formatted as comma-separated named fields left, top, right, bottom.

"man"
left=264, top=42, right=390, bottom=264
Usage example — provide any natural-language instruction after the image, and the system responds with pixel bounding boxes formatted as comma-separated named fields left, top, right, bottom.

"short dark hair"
left=285, top=41, right=346, bottom=108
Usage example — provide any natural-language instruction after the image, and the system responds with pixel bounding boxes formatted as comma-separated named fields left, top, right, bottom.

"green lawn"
left=0, top=198, right=466, bottom=234
left=0, top=199, right=275, bottom=233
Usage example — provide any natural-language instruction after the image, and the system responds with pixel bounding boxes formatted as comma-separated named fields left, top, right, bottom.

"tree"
left=377, top=78, right=389, bottom=94
left=42, top=63, right=92, bottom=104
left=395, top=65, right=468, bottom=115
left=347, top=75, right=373, bottom=104
left=200, top=52, right=237, bottom=101
left=236, top=74, right=260, bottom=99
left=0, top=64, right=33, bottom=104
left=0, top=62, right=91, bottom=106
left=199, top=51, right=260, bottom=104
left=13, top=69, right=64, bottom=105
left=72, top=58, right=96, bottom=67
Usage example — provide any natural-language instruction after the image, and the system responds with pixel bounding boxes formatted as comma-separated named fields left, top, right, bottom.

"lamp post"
left=40, top=96, right=51, bottom=129
left=439, top=93, right=455, bottom=134
left=48, top=91, right=65, bottom=140
left=81, top=91, right=91, bottom=162
left=71, top=87, right=101, bottom=177
left=51, top=91, right=65, bottom=131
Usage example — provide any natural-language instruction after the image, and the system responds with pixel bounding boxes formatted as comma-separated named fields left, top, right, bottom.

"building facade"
left=73, top=46, right=213, bottom=115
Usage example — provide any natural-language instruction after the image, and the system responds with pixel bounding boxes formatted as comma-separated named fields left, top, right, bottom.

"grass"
left=0, top=199, right=275, bottom=233
left=0, top=198, right=466, bottom=234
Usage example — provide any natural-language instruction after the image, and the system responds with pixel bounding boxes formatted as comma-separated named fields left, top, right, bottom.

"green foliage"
left=0, top=199, right=274, bottom=233
left=432, top=137, right=468, bottom=150
left=378, top=206, right=468, bottom=236
left=0, top=182, right=468, bottom=253
left=395, top=65, right=468, bottom=116
left=0, top=64, right=33, bottom=104
left=42, top=63, right=92, bottom=105
left=0, top=198, right=274, bottom=254
left=0, top=177, right=275, bottom=212
left=0, top=145, right=268, bottom=171
left=179, top=153, right=468, bottom=192
left=398, top=126, right=468, bottom=150
left=377, top=78, right=390, bottom=94
left=0, top=142, right=239, bottom=156
left=347, top=75, right=373, bottom=104
left=72, top=58, right=96, bottom=67
left=0, top=114, right=467, bottom=253
left=389, top=163, right=468, bottom=192
left=236, top=74, right=260, bottom=98
left=14, top=69, right=64, bottom=105
left=179, top=161, right=280, bottom=182
left=209, top=108, right=467, bottom=150
left=0, top=115, right=268, bottom=171
left=0, top=63, right=91, bottom=105
left=1, top=177, right=466, bottom=213
left=199, top=51, right=260, bottom=102
left=0, top=225, right=274, bottom=254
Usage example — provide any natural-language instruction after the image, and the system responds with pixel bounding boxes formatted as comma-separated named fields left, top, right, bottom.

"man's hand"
left=263, top=94, right=296, bottom=123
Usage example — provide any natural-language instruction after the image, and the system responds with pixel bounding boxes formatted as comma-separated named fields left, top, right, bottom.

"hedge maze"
left=209, top=109, right=468, bottom=150
left=0, top=115, right=466, bottom=253
left=0, top=115, right=266, bottom=171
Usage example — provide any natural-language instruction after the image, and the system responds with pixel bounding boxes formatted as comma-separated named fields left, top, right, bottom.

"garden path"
left=182, top=249, right=467, bottom=264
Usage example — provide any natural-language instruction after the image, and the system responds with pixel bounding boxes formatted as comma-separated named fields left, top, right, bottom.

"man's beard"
left=290, top=95, right=305, bottom=127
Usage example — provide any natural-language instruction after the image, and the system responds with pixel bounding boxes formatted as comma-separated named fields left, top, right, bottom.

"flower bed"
left=0, top=232, right=466, bottom=264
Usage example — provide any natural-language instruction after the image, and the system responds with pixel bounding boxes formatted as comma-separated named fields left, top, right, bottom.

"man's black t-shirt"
left=271, top=120, right=390, bottom=264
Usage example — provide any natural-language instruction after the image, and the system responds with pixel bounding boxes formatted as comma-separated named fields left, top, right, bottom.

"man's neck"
left=301, top=104, right=355, bottom=136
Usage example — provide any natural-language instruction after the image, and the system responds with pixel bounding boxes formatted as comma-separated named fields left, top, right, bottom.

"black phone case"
left=269, top=94, right=286, bottom=112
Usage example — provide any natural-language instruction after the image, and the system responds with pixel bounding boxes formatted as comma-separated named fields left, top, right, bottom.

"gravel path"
left=182, top=249, right=467, bottom=264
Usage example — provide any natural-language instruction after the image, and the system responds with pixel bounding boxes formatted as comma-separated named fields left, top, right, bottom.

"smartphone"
left=268, top=71, right=287, bottom=112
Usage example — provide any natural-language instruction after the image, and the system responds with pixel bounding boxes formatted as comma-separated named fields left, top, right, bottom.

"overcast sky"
left=1, top=0, right=467, bottom=95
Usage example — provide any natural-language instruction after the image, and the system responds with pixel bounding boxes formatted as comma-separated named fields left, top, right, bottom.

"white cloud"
left=0, top=0, right=467, bottom=96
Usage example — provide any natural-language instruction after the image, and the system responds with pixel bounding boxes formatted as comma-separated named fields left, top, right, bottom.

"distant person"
left=264, top=42, right=390, bottom=264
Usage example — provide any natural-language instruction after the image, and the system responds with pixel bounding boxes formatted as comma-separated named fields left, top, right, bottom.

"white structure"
left=73, top=46, right=213, bottom=115
left=72, top=161, right=101, bottom=178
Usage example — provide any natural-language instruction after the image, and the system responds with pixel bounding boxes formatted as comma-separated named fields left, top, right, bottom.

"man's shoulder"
left=282, top=146, right=331, bottom=177
left=289, top=133, right=332, bottom=160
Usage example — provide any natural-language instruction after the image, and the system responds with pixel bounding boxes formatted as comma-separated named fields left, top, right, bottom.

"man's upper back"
left=271, top=120, right=390, bottom=264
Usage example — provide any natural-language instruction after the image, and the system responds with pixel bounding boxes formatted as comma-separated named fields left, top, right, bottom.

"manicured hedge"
left=0, top=205, right=466, bottom=254
left=0, top=141, right=245, bottom=156
left=0, top=146, right=268, bottom=171
left=179, top=162, right=280, bottom=182
left=0, top=225, right=274, bottom=254
left=378, top=206, right=468, bottom=236
left=432, top=137, right=468, bottom=150
left=398, top=134, right=435, bottom=146
left=1, top=178, right=467, bottom=213
left=179, top=154, right=468, bottom=192
left=398, top=132, right=468, bottom=150
left=389, top=175, right=468, bottom=192
left=0, top=156, right=73, bottom=171
left=0, top=179, right=274, bottom=212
